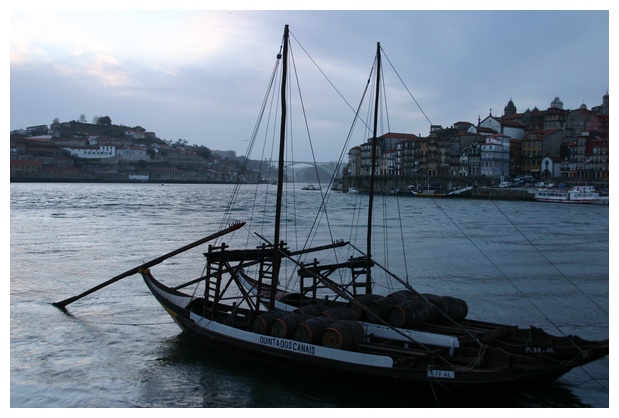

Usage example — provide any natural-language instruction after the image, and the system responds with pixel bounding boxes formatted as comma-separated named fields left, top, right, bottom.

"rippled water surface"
left=10, top=182, right=609, bottom=407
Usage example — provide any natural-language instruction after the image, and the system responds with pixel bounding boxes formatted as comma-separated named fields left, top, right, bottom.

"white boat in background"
left=534, top=185, right=600, bottom=204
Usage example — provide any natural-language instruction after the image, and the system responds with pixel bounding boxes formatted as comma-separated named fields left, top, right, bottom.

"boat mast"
left=366, top=42, right=381, bottom=294
left=270, top=24, right=289, bottom=309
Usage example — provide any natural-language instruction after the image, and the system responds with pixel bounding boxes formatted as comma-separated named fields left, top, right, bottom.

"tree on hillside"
left=194, top=145, right=211, bottom=160
left=97, top=116, right=112, bottom=126
left=79, top=114, right=87, bottom=123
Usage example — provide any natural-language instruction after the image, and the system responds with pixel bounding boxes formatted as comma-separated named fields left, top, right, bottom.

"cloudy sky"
left=9, top=3, right=611, bottom=163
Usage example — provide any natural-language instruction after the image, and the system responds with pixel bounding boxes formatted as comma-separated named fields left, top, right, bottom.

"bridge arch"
left=283, top=161, right=340, bottom=178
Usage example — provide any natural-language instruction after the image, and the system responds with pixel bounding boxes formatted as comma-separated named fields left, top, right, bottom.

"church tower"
left=550, top=97, right=564, bottom=109
left=503, top=99, right=517, bottom=116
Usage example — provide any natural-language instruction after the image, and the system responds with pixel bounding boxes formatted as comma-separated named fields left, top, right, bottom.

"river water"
left=9, top=182, right=609, bottom=408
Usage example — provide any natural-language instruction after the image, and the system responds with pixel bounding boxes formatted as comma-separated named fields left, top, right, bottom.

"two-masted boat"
left=55, top=25, right=608, bottom=400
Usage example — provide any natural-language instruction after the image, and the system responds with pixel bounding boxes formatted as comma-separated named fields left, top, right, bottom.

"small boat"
left=446, top=186, right=474, bottom=196
left=408, top=184, right=473, bottom=197
left=409, top=180, right=443, bottom=197
left=534, top=185, right=600, bottom=204
left=347, top=187, right=359, bottom=193
left=54, top=25, right=608, bottom=402
left=301, top=184, right=319, bottom=191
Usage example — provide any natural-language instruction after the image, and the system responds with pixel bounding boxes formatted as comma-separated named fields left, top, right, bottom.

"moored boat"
left=408, top=184, right=444, bottom=197
left=142, top=267, right=607, bottom=394
left=534, top=185, right=600, bottom=204
left=408, top=184, right=473, bottom=197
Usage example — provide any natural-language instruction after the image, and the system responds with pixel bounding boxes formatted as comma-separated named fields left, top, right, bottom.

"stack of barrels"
left=251, top=291, right=468, bottom=351
left=252, top=304, right=365, bottom=351
left=346, top=290, right=468, bottom=329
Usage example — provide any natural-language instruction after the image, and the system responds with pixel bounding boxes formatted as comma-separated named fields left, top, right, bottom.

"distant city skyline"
left=10, top=8, right=610, bottom=162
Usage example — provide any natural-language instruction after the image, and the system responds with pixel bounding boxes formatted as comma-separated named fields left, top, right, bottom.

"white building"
left=117, top=145, right=148, bottom=161
left=479, top=115, right=502, bottom=134
left=478, top=114, right=524, bottom=140
left=63, top=145, right=116, bottom=159
left=480, top=134, right=510, bottom=178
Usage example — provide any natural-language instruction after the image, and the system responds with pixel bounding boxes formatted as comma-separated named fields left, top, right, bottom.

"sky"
left=8, top=2, right=612, bottom=163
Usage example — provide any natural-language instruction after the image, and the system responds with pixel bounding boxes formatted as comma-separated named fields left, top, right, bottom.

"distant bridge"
left=282, top=161, right=342, bottom=177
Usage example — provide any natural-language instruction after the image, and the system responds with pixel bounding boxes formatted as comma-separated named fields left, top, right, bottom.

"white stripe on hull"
left=189, top=312, right=394, bottom=368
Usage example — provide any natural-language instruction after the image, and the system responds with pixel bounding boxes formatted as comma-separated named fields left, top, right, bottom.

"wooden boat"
left=55, top=25, right=608, bottom=400
left=534, top=185, right=600, bottom=204
left=408, top=184, right=473, bottom=197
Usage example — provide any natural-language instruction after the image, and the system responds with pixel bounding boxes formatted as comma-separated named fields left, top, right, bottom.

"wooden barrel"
left=270, top=314, right=307, bottom=339
left=321, top=320, right=365, bottom=351
left=440, top=296, right=468, bottom=322
left=420, top=293, right=447, bottom=320
left=387, top=290, right=418, bottom=300
left=252, top=310, right=288, bottom=335
left=294, top=303, right=326, bottom=316
left=347, top=294, right=383, bottom=320
left=387, top=300, right=433, bottom=329
left=421, top=294, right=468, bottom=322
left=294, top=317, right=335, bottom=344
left=320, top=307, right=358, bottom=320
left=366, top=296, right=402, bottom=323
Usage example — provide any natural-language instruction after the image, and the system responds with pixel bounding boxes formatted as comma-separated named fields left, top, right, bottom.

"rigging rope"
left=381, top=48, right=433, bottom=127
left=485, top=198, right=609, bottom=316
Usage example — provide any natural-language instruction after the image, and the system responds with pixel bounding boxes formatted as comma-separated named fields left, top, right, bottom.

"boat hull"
left=141, top=269, right=608, bottom=395
left=240, top=274, right=609, bottom=364
left=534, top=197, right=598, bottom=204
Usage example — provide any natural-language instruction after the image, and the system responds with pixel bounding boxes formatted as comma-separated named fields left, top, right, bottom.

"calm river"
left=10, top=182, right=609, bottom=407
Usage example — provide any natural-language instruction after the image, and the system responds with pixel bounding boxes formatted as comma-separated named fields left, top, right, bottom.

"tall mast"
left=366, top=42, right=381, bottom=294
left=270, top=24, right=289, bottom=309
